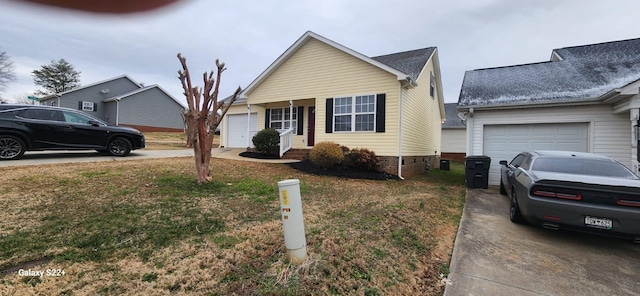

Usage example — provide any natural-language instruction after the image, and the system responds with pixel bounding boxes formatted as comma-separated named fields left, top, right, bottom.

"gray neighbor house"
left=39, top=75, right=185, bottom=132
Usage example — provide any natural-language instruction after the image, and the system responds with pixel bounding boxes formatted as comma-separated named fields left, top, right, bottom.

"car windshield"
left=532, top=157, right=638, bottom=179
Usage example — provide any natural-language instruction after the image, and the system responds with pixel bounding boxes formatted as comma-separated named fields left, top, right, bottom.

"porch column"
left=632, top=108, right=639, bottom=172
left=247, top=104, right=251, bottom=148
left=289, top=100, right=293, bottom=130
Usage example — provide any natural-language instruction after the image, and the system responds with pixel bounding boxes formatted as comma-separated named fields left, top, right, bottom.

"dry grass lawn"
left=0, top=157, right=465, bottom=295
left=143, top=132, right=220, bottom=150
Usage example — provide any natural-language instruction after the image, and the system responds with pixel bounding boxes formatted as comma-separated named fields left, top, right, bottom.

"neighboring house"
left=220, top=31, right=445, bottom=178
left=458, top=37, right=640, bottom=185
left=441, top=103, right=466, bottom=162
left=39, top=75, right=185, bottom=132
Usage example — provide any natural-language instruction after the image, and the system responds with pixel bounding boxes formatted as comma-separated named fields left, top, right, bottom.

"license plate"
left=585, top=216, right=612, bottom=230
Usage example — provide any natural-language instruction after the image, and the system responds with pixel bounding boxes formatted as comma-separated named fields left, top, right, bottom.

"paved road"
left=445, top=187, right=640, bottom=296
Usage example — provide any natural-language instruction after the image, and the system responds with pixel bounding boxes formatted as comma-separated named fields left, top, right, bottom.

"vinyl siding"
left=117, top=87, right=185, bottom=129
left=40, top=77, right=140, bottom=122
left=442, top=128, right=466, bottom=153
left=401, top=57, right=443, bottom=156
left=469, top=104, right=632, bottom=179
left=245, top=38, right=400, bottom=156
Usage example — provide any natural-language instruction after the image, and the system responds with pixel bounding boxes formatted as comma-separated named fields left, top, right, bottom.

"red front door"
left=308, top=106, right=315, bottom=146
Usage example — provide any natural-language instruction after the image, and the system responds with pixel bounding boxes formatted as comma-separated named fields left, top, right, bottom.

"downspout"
left=247, top=104, right=251, bottom=148
left=466, top=108, right=474, bottom=155
left=115, top=98, right=120, bottom=125
left=397, top=84, right=404, bottom=180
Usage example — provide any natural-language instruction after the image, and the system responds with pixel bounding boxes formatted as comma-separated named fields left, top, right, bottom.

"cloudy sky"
left=1, top=0, right=639, bottom=105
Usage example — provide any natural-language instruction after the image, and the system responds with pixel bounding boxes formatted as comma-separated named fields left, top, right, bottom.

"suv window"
left=22, top=109, right=61, bottom=121
left=62, top=111, right=101, bottom=125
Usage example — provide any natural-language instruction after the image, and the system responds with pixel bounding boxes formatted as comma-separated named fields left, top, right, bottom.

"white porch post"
left=289, top=100, right=293, bottom=130
left=247, top=104, right=251, bottom=148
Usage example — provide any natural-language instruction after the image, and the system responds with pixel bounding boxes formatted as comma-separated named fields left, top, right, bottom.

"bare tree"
left=177, top=53, right=240, bottom=183
left=0, top=49, right=16, bottom=93
left=12, top=93, right=37, bottom=104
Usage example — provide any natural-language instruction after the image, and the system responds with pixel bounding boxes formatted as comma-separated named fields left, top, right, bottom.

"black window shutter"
left=297, top=106, right=304, bottom=135
left=93, top=103, right=98, bottom=112
left=325, top=98, right=333, bottom=133
left=265, top=109, right=271, bottom=129
left=78, top=101, right=82, bottom=110
left=376, top=94, right=385, bottom=132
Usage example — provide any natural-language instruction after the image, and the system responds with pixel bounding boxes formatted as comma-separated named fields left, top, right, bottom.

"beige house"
left=441, top=103, right=466, bottom=162
left=221, top=31, right=445, bottom=178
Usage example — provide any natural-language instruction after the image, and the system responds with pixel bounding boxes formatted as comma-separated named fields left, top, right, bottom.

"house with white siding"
left=458, top=37, right=640, bottom=185
left=39, top=75, right=185, bottom=132
left=220, top=31, right=445, bottom=178
left=442, top=103, right=466, bottom=162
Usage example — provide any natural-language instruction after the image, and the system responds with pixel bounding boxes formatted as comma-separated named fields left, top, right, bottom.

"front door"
left=307, top=106, right=315, bottom=146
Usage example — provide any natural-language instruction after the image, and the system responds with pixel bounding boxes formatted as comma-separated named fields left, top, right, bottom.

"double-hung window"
left=333, top=94, right=375, bottom=132
left=269, top=107, right=297, bottom=134
left=81, top=101, right=94, bottom=111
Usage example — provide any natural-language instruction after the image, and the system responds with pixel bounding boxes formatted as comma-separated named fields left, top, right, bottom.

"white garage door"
left=227, top=113, right=258, bottom=148
left=483, top=123, right=589, bottom=185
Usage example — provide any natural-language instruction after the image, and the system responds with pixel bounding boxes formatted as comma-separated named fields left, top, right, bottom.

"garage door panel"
left=227, top=113, right=257, bottom=148
left=484, top=123, right=588, bottom=185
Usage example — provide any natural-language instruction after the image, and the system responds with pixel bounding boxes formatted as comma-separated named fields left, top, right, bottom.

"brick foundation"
left=441, top=152, right=466, bottom=163
left=378, top=155, right=440, bottom=178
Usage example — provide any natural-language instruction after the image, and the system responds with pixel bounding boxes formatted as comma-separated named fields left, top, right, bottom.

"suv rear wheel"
left=108, top=137, right=132, bottom=157
left=0, top=136, right=26, bottom=160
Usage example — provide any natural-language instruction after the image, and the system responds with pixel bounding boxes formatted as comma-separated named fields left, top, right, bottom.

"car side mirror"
left=499, top=160, right=508, bottom=166
left=89, top=120, right=101, bottom=126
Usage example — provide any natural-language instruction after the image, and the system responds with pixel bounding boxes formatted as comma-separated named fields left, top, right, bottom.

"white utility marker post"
left=277, top=179, right=307, bottom=265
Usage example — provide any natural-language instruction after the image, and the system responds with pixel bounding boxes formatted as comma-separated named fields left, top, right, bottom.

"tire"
left=509, top=189, right=526, bottom=224
left=499, top=179, right=507, bottom=195
left=108, top=137, right=132, bottom=157
left=0, top=136, right=26, bottom=160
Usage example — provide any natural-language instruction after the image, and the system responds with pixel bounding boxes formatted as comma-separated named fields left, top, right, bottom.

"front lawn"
left=0, top=158, right=465, bottom=295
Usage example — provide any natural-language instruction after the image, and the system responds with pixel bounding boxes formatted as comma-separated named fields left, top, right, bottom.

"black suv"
left=0, top=104, right=145, bottom=160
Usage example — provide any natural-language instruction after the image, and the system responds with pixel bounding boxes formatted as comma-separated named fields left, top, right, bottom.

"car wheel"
left=0, top=136, right=26, bottom=160
left=108, top=137, right=132, bottom=157
left=509, top=189, right=526, bottom=224
left=500, top=179, right=507, bottom=195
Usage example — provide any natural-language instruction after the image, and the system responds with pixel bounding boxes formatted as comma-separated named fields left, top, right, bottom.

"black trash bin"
left=464, top=156, right=491, bottom=189
left=440, top=159, right=450, bottom=171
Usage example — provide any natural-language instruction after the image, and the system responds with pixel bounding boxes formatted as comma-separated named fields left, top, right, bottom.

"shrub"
left=346, top=148, right=380, bottom=171
left=309, top=141, right=344, bottom=169
left=252, top=128, right=280, bottom=155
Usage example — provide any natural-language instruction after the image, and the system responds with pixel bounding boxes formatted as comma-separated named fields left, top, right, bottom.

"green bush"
left=346, top=148, right=380, bottom=171
left=309, top=141, right=344, bottom=169
left=252, top=128, right=280, bottom=155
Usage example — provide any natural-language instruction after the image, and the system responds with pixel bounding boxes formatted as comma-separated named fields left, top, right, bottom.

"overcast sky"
left=1, top=0, right=640, bottom=105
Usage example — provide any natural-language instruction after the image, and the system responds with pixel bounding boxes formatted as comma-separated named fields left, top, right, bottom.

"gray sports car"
left=499, top=150, right=640, bottom=242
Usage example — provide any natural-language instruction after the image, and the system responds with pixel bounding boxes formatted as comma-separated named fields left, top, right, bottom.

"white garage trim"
left=226, top=113, right=258, bottom=148
left=483, top=123, right=589, bottom=185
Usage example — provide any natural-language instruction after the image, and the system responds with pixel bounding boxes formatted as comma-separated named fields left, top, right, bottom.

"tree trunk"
left=177, top=53, right=240, bottom=184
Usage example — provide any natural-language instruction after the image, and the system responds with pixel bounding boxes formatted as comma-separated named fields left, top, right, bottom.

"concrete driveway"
left=0, top=148, right=297, bottom=167
left=445, top=187, right=640, bottom=296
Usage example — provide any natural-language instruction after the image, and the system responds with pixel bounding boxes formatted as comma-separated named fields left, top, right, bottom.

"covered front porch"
left=227, top=98, right=316, bottom=157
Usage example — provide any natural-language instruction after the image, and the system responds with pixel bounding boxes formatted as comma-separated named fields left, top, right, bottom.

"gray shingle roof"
left=443, top=103, right=465, bottom=128
left=459, top=38, right=640, bottom=108
left=372, top=47, right=436, bottom=82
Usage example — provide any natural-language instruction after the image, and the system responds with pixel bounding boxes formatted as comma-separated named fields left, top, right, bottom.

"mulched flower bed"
left=239, top=151, right=399, bottom=180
